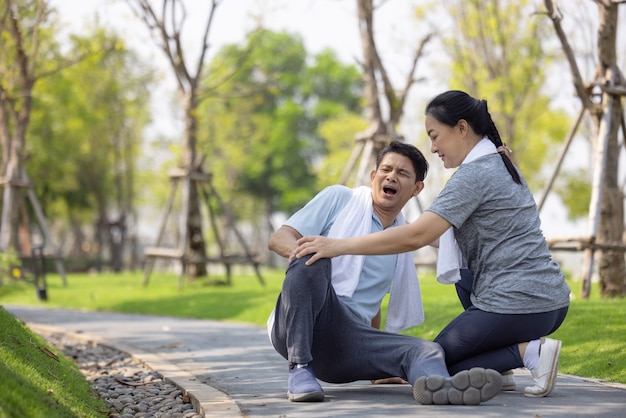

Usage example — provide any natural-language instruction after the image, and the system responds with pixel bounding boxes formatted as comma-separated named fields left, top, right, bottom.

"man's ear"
left=412, top=181, right=425, bottom=197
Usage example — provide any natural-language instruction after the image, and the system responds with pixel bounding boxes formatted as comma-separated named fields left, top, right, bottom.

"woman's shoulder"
left=451, top=157, right=495, bottom=183
left=458, top=154, right=519, bottom=183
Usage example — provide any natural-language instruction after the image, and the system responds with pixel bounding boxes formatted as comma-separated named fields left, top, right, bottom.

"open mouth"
left=383, top=186, right=397, bottom=195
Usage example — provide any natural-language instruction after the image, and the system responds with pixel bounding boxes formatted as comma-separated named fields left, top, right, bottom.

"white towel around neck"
left=329, top=186, right=424, bottom=332
left=436, top=138, right=498, bottom=284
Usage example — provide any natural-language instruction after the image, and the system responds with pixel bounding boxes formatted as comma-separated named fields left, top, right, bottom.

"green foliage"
left=316, top=113, right=369, bottom=189
left=0, top=0, right=63, bottom=105
left=0, top=250, right=21, bottom=286
left=301, top=49, right=364, bottom=117
left=555, top=168, right=593, bottom=220
left=441, top=0, right=572, bottom=192
left=199, top=29, right=364, bottom=219
left=1, top=271, right=625, bottom=385
left=0, top=306, right=109, bottom=417
left=28, top=28, right=154, bottom=225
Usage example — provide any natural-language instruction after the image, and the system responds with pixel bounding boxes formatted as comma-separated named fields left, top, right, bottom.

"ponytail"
left=481, top=101, right=522, bottom=185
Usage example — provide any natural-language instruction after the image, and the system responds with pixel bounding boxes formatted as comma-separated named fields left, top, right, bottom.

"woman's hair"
left=425, top=90, right=521, bottom=184
left=376, top=141, right=429, bottom=182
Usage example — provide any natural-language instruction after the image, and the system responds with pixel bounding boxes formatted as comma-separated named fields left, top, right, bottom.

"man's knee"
left=285, top=256, right=331, bottom=281
left=408, top=339, right=447, bottom=363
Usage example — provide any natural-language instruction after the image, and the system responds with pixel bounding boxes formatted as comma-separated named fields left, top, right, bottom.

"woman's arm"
left=295, top=211, right=451, bottom=265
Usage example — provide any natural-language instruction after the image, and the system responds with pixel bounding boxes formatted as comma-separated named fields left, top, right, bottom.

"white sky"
left=49, top=0, right=430, bottom=81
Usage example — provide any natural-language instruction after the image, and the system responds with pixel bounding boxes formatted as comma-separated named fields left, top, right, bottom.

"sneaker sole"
left=413, top=368, right=502, bottom=405
left=288, top=390, right=325, bottom=402
left=524, top=340, right=561, bottom=397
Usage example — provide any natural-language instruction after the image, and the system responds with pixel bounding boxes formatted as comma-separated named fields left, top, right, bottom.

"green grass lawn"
left=0, top=307, right=109, bottom=418
left=1, top=267, right=625, bottom=389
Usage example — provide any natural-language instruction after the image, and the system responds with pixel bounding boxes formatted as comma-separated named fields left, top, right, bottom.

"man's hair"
left=375, top=141, right=429, bottom=182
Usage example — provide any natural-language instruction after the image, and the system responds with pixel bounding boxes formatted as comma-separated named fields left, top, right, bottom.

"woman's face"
left=425, top=114, right=468, bottom=169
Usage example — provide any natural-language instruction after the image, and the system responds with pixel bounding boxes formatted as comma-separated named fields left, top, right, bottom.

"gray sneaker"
left=287, top=365, right=324, bottom=402
left=413, top=368, right=503, bottom=405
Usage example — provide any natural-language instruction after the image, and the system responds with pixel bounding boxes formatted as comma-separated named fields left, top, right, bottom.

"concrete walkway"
left=5, top=304, right=626, bottom=418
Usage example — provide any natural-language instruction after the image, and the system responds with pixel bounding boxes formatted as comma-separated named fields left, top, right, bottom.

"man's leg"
left=270, top=255, right=334, bottom=364
left=309, top=297, right=449, bottom=385
left=270, top=256, right=502, bottom=405
left=309, top=300, right=502, bottom=405
left=270, top=255, right=334, bottom=402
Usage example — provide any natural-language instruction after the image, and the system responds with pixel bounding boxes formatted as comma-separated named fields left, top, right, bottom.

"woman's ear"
left=457, top=119, right=469, bottom=136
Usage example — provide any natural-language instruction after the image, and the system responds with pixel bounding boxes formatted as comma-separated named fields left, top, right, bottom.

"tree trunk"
left=183, top=93, right=208, bottom=279
left=543, top=0, right=625, bottom=298
left=595, top=2, right=625, bottom=297
left=0, top=0, right=36, bottom=256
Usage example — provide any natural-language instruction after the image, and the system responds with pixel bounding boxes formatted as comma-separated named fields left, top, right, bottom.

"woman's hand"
left=295, top=236, right=342, bottom=265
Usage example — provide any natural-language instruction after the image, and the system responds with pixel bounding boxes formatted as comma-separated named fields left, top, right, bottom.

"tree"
left=199, top=30, right=364, bottom=260
left=0, top=0, right=104, bottom=263
left=542, top=0, right=625, bottom=298
left=125, top=0, right=228, bottom=278
left=28, top=29, right=153, bottom=272
left=437, top=0, right=571, bottom=191
left=342, top=0, right=432, bottom=186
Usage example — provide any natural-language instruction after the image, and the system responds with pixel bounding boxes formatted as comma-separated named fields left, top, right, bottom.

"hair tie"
left=497, top=144, right=513, bottom=158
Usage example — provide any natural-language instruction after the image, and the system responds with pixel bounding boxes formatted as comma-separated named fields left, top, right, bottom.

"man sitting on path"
left=266, top=141, right=502, bottom=405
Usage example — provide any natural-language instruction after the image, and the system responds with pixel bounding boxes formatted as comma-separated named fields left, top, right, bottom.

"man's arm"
left=268, top=225, right=303, bottom=258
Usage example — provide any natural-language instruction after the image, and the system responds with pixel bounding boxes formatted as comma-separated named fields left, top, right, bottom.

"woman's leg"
left=435, top=306, right=568, bottom=374
left=455, top=269, right=474, bottom=310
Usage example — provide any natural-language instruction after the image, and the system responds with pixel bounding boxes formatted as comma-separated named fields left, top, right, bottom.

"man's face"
left=370, top=152, right=423, bottom=218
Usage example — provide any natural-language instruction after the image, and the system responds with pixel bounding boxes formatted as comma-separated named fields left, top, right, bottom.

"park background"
left=1, top=0, right=625, bottom=297
left=1, top=2, right=626, bottom=416
left=23, top=0, right=624, bottom=280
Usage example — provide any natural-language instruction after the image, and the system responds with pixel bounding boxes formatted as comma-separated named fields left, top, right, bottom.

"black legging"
left=435, top=269, right=568, bottom=374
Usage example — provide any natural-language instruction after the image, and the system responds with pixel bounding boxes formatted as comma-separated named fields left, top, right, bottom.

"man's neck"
left=373, top=207, right=398, bottom=229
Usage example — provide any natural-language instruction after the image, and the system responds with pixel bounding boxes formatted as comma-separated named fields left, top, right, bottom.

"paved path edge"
left=25, top=323, right=242, bottom=418
left=557, top=372, right=626, bottom=391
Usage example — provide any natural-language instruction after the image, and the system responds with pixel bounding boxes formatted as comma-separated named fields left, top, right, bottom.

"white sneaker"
left=524, top=338, right=561, bottom=397
left=501, top=370, right=516, bottom=391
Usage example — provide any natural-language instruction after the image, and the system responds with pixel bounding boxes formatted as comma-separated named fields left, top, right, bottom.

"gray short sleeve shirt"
left=427, top=154, right=570, bottom=314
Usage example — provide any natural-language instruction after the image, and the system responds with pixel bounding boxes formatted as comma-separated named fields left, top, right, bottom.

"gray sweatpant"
left=270, top=255, right=449, bottom=385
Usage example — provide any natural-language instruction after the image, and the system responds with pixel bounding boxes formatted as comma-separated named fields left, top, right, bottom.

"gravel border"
left=42, top=332, right=203, bottom=418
